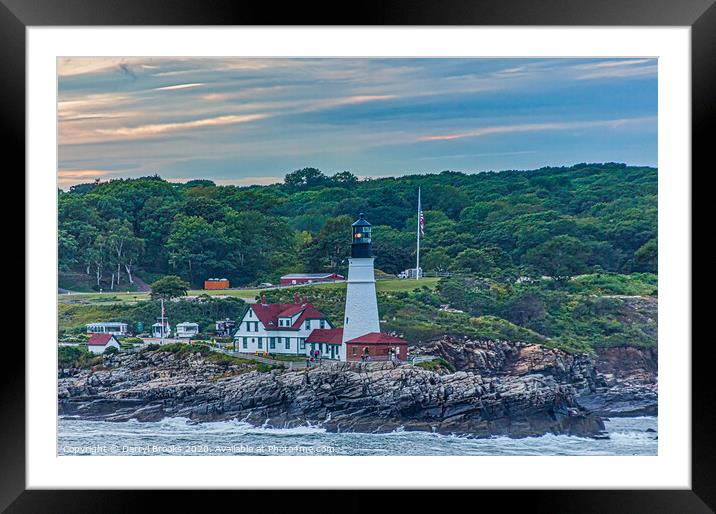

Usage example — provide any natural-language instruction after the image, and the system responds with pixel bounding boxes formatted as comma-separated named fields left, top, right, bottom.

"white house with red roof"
left=233, top=214, right=408, bottom=363
left=233, top=292, right=334, bottom=357
left=86, top=333, right=121, bottom=355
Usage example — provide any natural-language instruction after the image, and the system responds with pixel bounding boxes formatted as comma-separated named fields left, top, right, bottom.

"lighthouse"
left=342, top=213, right=381, bottom=344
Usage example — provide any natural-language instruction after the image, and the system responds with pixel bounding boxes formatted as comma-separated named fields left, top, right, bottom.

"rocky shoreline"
left=414, top=338, right=657, bottom=417
left=58, top=347, right=605, bottom=438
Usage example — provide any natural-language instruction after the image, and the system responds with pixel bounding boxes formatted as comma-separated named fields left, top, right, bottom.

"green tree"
left=331, top=170, right=358, bottom=187
left=632, top=237, right=657, bottom=272
left=421, top=248, right=451, bottom=272
left=166, top=215, right=228, bottom=286
left=523, top=235, right=592, bottom=283
left=150, top=275, right=190, bottom=299
left=453, top=248, right=497, bottom=276
left=301, top=215, right=353, bottom=273
left=284, top=167, right=328, bottom=190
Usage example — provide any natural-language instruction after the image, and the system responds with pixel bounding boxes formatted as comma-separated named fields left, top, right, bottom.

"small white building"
left=398, top=267, right=423, bottom=279
left=86, top=322, right=128, bottom=336
left=152, top=322, right=171, bottom=338
left=175, top=322, right=199, bottom=338
left=87, top=333, right=121, bottom=355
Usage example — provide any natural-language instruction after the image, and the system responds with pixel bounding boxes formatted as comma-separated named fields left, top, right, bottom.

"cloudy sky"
left=57, top=57, right=657, bottom=189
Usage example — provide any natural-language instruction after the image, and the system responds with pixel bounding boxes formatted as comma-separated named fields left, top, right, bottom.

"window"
left=352, top=347, right=357, bottom=356
left=257, top=338, right=263, bottom=349
left=319, top=319, right=325, bottom=329
left=242, top=337, right=248, bottom=349
left=246, top=322, right=251, bottom=332
left=299, top=338, right=306, bottom=350
left=248, top=309, right=252, bottom=318
left=305, top=320, right=311, bottom=329
left=285, top=338, right=291, bottom=350
left=269, top=337, right=276, bottom=350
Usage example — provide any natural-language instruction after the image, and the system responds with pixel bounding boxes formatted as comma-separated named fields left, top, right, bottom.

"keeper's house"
left=233, top=293, right=333, bottom=356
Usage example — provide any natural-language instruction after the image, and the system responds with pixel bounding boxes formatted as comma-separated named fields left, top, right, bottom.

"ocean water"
left=58, top=416, right=657, bottom=456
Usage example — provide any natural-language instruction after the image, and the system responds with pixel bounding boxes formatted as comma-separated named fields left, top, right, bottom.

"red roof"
left=249, top=302, right=328, bottom=331
left=306, top=328, right=344, bottom=345
left=345, top=332, right=407, bottom=345
left=277, top=304, right=305, bottom=317
left=87, top=333, right=117, bottom=346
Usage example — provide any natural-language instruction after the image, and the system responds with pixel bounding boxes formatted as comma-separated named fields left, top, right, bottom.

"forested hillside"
left=58, top=163, right=657, bottom=291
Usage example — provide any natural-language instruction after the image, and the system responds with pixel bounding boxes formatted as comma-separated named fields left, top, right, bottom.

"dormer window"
left=305, top=320, right=311, bottom=329
left=320, top=319, right=325, bottom=329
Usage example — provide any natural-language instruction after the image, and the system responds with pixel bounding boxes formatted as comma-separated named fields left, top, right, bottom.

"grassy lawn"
left=376, top=277, right=439, bottom=292
left=60, top=278, right=440, bottom=305
left=58, top=292, right=150, bottom=304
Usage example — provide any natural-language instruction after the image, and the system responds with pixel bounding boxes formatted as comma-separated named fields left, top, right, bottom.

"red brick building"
left=344, top=332, right=408, bottom=362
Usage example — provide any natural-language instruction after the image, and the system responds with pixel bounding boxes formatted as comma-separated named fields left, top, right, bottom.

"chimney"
left=293, top=292, right=300, bottom=304
left=260, top=293, right=267, bottom=305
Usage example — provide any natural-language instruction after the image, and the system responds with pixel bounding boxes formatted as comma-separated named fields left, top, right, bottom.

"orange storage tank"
left=204, top=278, right=230, bottom=290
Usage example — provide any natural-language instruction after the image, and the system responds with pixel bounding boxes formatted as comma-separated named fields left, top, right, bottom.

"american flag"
left=419, top=210, right=424, bottom=236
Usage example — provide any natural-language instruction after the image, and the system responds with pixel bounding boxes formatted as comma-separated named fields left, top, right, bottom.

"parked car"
left=258, top=282, right=273, bottom=288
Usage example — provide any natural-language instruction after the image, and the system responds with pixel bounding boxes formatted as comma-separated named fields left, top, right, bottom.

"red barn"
left=280, top=273, right=344, bottom=286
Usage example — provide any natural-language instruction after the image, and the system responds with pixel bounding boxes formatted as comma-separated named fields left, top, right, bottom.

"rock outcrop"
left=58, top=350, right=604, bottom=438
left=414, top=338, right=657, bottom=417
left=577, top=346, right=657, bottom=417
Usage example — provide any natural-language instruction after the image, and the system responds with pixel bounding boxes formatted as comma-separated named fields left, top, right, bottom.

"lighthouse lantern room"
left=351, top=213, right=372, bottom=257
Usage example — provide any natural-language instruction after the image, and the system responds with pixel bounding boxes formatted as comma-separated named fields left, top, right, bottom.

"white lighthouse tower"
left=342, top=213, right=380, bottom=345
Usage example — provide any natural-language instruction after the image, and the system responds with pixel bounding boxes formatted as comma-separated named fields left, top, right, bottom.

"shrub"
left=121, top=336, right=144, bottom=345
left=58, top=345, right=94, bottom=368
left=257, top=363, right=282, bottom=373
left=415, top=357, right=455, bottom=373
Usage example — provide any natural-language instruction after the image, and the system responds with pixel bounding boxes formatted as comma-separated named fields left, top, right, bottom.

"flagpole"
left=416, top=187, right=421, bottom=280
left=160, top=298, right=165, bottom=345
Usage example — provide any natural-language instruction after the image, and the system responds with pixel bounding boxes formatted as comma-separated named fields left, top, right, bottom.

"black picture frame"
left=2, top=0, right=710, bottom=511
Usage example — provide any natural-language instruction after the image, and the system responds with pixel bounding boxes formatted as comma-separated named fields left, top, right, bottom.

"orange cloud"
left=58, top=169, right=110, bottom=179
left=95, top=113, right=269, bottom=139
